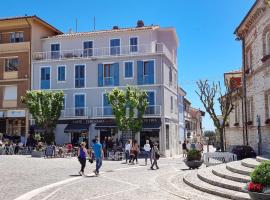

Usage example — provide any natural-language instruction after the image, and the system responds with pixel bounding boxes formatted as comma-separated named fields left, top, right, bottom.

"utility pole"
left=93, top=16, right=96, bottom=31
left=75, top=18, right=78, bottom=32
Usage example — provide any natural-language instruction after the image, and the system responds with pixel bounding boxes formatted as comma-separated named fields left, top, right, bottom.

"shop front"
left=64, top=124, right=90, bottom=147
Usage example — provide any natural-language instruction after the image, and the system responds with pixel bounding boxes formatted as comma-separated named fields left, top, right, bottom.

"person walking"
left=182, top=140, right=187, bottom=157
left=78, top=142, right=88, bottom=176
left=150, top=143, right=160, bottom=170
left=132, top=140, right=139, bottom=164
left=124, top=140, right=131, bottom=164
left=143, top=140, right=152, bottom=165
left=93, top=139, right=103, bottom=176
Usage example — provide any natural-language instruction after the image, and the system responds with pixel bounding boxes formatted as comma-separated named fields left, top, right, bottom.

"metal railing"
left=32, top=43, right=174, bottom=63
left=144, top=105, right=161, bottom=116
left=60, top=107, right=89, bottom=118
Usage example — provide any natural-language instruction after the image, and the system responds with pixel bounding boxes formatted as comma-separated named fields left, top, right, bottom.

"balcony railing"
left=144, top=105, right=161, bottom=116
left=60, top=107, right=89, bottom=118
left=32, top=43, right=174, bottom=63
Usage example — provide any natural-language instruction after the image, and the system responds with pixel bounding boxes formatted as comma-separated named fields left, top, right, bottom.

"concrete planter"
left=31, top=151, right=44, bottom=158
left=248, top=192, right=270, bottom=200
left=184, top=160, right=204, bottom=169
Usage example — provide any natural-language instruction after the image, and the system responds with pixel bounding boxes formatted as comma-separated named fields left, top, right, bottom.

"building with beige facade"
left=225, top=0, right=270, bottom=154
left=0, top=16, right=61, bottom=143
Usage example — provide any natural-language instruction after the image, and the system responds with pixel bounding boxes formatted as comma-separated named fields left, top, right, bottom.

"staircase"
left=183, top=156, right=269, bottom=200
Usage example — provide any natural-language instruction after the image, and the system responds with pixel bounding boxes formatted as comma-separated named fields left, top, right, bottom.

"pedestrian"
left=182, top=140, right=187, bottom=157
left=132, top=140, right=139, bottom=164
left=93, top=139, right=103, bottom=176
left=78, top=142, right=88, bottom=176
left=124, top=139, right=131, bottom=163
left=144, top=140, right=152, bottom=165
left=150, top=143, right=160, bottom=170
left=186, top=141, right=191, bottom=152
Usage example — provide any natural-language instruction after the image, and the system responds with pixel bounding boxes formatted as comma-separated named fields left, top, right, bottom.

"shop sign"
left=6, top=110, right=26, bottom=118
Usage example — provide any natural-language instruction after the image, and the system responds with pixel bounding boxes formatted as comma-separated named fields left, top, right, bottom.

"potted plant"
left=184, top=149, right=203, bottom=169
left=31, top=141, right=45, bottom=158
left=245, top=161, right=270, bottom=200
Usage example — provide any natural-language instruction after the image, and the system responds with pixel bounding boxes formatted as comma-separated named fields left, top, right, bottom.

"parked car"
left=228, top=145, right=256, bottom=160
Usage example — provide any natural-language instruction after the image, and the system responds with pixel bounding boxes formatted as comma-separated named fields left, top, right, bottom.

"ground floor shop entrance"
left=140, top=130, right=159, bottom=148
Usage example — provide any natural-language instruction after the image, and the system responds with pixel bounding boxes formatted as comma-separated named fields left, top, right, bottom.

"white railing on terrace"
left=32, top=43, right=174, bottom=63
left=144, top=105, right=161, bottom=116
left=60, top=107, right=90, bottom=118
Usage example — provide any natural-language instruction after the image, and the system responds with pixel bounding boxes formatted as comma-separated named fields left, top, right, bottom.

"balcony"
left=0, top=42, right=30, bottom=53
left=32, top=43, right=174, bottom=63
left=60, top=107, right=90, bottom=119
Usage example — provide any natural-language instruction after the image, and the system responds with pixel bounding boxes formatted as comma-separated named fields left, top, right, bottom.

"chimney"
left=136, top=20, right=144, bottom=28
left=113, top=25, right=119, bottom=30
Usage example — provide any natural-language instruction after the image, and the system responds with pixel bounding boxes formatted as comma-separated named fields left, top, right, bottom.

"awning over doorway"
left=64, top=124, right=89, bottom=133
left=94, top=122, right=117, bottom=130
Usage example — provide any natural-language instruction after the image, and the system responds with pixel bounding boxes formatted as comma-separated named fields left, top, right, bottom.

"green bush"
left=251, top=161, right=270, bottom=187
left=187, top=149, right=202, bottom=161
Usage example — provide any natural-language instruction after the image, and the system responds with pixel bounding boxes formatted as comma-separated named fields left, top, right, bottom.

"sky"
left=0, top=0, right=255, bottom=131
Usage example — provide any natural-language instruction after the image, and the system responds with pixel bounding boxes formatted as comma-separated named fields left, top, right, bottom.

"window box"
left=247, top=121, right=253, bottom=126
left=234, top=122, right=239, bottom=126
left=261, top=55, right=270, bottom=62
left=265, top=119, right=270, bottom=125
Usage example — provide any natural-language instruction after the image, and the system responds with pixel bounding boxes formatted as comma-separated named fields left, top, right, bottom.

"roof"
left=0, top=15, right=62, bottom=34
left=44, top=25, right=160, bottom=39
left=178, top=87, right=187, bottom=96
left=234, top=0, right=268, bottom=37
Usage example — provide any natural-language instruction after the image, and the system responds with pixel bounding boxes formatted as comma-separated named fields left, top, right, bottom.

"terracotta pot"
left=184, top=160, right=203, bottom=169
left=248, top=191, right=270, bottom=200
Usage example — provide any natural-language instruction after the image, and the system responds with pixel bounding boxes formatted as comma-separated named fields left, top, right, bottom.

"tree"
left=106, top=86, right=148, bottom=137
left=196, top=80, right=234, bottom=152
left=203, top=130, right=217, bottom=144
left=21, top=90, right=64, bottom=144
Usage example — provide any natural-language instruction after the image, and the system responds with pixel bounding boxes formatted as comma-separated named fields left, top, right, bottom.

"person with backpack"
left=78, top=142, right=89, bottom=176
left=150, top=143, right=160, bottom=170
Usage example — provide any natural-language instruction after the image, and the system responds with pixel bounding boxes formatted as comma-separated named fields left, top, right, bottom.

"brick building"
left=225, top=0, right=270, bottom=154
left=0, top=16, right=61, bottom=143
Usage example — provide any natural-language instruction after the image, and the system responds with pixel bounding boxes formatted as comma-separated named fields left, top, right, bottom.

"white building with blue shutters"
left=31, top=21, right=179, bottom=156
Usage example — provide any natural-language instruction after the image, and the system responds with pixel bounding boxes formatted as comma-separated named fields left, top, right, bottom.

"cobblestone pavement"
left=0, top=155, right=226, bottom=200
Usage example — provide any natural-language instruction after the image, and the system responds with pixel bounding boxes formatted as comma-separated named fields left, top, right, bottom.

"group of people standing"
left=124, top=139, right=160, bottom=170
left=182, top=140, right=204, bottom=157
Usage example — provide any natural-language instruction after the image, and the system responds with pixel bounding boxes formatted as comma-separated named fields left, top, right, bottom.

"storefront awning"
left=95, top=122, right=116, bottom=130
left=64, top=124, right=89, bottom=133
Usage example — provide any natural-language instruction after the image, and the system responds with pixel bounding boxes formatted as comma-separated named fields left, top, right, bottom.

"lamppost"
left=256, top=115, right=262, bottom=155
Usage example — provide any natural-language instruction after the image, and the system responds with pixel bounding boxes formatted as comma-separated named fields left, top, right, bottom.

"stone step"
left=256, top=155, right=270, bottom=162
left=241, top=158, right=260, bottom=169
left=183, top=172, right=250, bottom=200
left=226, top=161, right=253, bottom=176
left=197, top=167, right=247, bottom=192
left=212, top=164, right=250, bottom=183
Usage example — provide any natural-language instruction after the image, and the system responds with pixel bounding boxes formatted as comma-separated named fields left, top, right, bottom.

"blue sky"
left=1, top=0, right=254, bottom=130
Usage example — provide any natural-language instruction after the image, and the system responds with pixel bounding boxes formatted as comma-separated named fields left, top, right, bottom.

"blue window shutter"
left=148, top=60, right=154, bottom=84
left=113, top=63, right=119, bottom=86
left=147, top=92, right=155, bottom=105
left=137, top=61, right=143, bottom=85
left=98, top=63, right=103, bottom=87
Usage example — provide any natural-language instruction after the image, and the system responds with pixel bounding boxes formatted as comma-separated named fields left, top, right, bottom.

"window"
left=75, top=94, right=85, bottom=116
left=247, top=98, right=253, bottom=122
left=5, top=58, right=18, bottom=72
left=140, top=60, right=154, bottom=84
left=145, top=91, right=155, bottom=114
left=57, top=66, right=66, bottom=82
left=166, top=125, right=170, bottom=150
left=103, top=94, right=112, bottom=115
left=130, top=37, right=138, bottom=52
left=75, top=65, right=85, bottom=88
left=51, top=44, right=60, bottom=59
left=266, top=32, right=270, bottom=55
left=124, top=62, right=133, bottom=78
left=171, top=96, right=173, bottom=112
left=4, top=86, right=17, bottom=100
left=110, top=39, right=120, bottom=55
left=104, top=64, right=114, bottom=86
left=98, top=63, right=119, bottom=87
left=10, top=32, right=24, bottom=43
left=83, top=41, right=93, bottom=57
left=169, top=67, right=172, bottom=83
left=40, top=67, right=50, bottom=89
left=246, top=49, right=252, bottom=70
left=234, top=104, right=240, bottom=124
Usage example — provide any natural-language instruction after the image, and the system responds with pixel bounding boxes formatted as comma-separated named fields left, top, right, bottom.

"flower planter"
left=31, top=151, right=44, bottom=158
left=184, top=160, right=203, bottom=169
left=248, top=191, right=270, bottom=200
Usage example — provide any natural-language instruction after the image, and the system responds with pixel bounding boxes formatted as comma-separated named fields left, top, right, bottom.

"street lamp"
left=256, top=115, right=262, bottom=155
